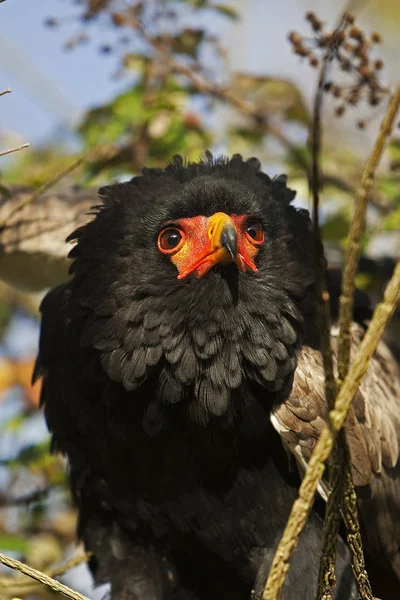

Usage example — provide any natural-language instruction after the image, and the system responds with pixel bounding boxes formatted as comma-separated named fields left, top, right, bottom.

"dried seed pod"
left=44, top=17, right=58, bottom=28
left=112, top=12, right=128, bottom=26
left=369, top=94, right=380, bottom=106
left=349, top=26, right=364, bottom=41
left=295, top=46, right=310, bottom=57
left=289, top=11, right=388, bottom=114
left=340, top=59, right=352, bottom=71
left=333, top=86, right=342, bottom=98
left=312, top=20, right=323, bottom=33
left=359, top=66, right=370, bottom=78
left=318, top=34, right=331, bottom=47
left=99, top=44, right=112, bottom=54
left=358, top=53, right=369, bottom=67
left=371, top=32, right=382, bottom=43
left=335, top=31, right=345, bottom=43
left=349, top=92, right=361, bottom=106
left=288, top=32, right=302, bottom=45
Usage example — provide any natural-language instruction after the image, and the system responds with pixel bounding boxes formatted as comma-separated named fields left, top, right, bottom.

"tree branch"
left=0, top=552, right=90, bottom=600
left=337, top=84, right=400, bottom=382
left=0, top=553, right=91, bottom=596
left=333, top=82, right=400, bottom=599
left=307, top=12, right=351, bottom=598
left=0, top=157, right=83, bottom=229
left=0, top=143, right=29, bottom=158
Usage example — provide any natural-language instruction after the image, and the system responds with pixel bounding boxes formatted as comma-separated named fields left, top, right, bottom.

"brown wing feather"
left=271, top=323, right=400, bottom=577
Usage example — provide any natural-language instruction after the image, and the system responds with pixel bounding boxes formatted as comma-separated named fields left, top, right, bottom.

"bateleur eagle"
left=34, top=154, right=400, bottom=600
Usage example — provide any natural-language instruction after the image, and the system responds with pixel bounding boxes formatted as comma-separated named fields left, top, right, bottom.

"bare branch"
left=0, top=553, right=91, bottom=595
left=331, top=82, right=400, bottom=600
left=0, top=552, right=90, bottom=600
left=0, top=88, right=11, bottom=97
left=0, top=157, right=83, bottom=229
left=308, top=12, right=351, bottom=597
left=337, top=84, right=400, bottom=383
left=0, top=143, right=29, bottom=158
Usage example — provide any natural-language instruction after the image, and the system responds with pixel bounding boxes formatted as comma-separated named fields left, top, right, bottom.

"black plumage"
left=34, top=154, right=399, bottom=599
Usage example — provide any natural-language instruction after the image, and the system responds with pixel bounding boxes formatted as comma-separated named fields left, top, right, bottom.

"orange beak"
left=207, top=212, right=238, bottom=263
left=176, top=212, right=242, bottom=279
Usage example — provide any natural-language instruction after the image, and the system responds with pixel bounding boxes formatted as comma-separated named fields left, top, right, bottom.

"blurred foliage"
left=0, top=1, right=400, bottom=597
left=3, top=149, right=84, bottom=189
left=78, top=75, right=212, bottom=183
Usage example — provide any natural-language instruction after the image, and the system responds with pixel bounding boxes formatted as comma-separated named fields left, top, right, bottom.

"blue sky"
left=0, top=0, right=322, bottom=147
left=1, top=0, right=398, bottom=152
left=0, top=0, right=130, bottom=143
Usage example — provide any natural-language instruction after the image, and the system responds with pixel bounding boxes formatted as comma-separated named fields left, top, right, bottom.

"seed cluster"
left=288, top=12, right=391, bottom=129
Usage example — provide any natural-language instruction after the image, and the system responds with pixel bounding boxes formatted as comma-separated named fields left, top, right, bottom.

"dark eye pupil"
left=160, top=229, right=182, bottom=250
left=167, top=232, right=181, bottom=248
left=247, top=224, right=259, bottom=239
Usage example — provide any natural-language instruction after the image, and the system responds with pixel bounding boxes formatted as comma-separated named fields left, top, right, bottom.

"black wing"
left=33, top=283, right=106, bottom=502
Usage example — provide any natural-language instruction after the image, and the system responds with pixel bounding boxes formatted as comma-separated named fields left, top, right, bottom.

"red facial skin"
left=157, top=213, right=264, bottom=280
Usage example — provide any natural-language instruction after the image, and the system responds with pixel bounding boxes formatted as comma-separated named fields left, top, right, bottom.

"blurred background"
left=0, top=0, right=399, bottom=598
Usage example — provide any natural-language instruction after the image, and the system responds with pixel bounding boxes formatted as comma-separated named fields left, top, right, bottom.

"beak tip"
left=220, top=223, right=238, bottom=261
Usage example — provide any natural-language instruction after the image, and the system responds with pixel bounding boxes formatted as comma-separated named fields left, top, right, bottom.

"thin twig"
left=0, top=143, right=29, bottom=158
left=262, top=259, right=400, bottom=599
left=0, top=89, right=29, bottom=161
left=333, top=83, right=400, bottom=600
left=0, top=553, right=91, bottom=592
left=0, top=157, right=83, bottom=229
left=317, top=435, right=346, bottom=600
left=341, top=469, right=373, bottom=599
left=0, top=552, right=90, bottom=600
left=48, top=553, right=92, bottom=579
left=308, top=13, right=349, bottom=598
left=337, top=84, right=400, bottom=382
left=0, top=485, right=52, bottom=507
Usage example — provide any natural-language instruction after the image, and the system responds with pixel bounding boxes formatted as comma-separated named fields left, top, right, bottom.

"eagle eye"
left=245, top=220, right=264, bottom=244
left=158, top=227, right=184, bottom=253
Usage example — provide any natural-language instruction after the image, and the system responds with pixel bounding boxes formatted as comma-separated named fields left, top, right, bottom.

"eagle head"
left=67, top=153, right=316, bottom=431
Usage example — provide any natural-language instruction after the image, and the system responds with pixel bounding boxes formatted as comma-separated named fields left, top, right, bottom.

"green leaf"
left=231, top=75, right=310, bottom=124
left=2, top=414, right=26, bottom=433
left=171, top=29, right=205, bottom=58
left=322, top=212, right=350, bottom=243
left=0, top=534, right=29, bottom=554
left=212, top=3, right=239, bottom=19
left=382, top=207, right=400, bottom=231
left=0, top=182, right=11, bottom=197
left=0, top=297, right=13, bottom=335
left=377, top=176, right=400, bottom=205
left=0, top=440, right=51, bottom=467
left=285, top=144, right=310, bottom=173
left=123, top=53, right=150, bottom=74
left=185, top=0, right=208, bottom=7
